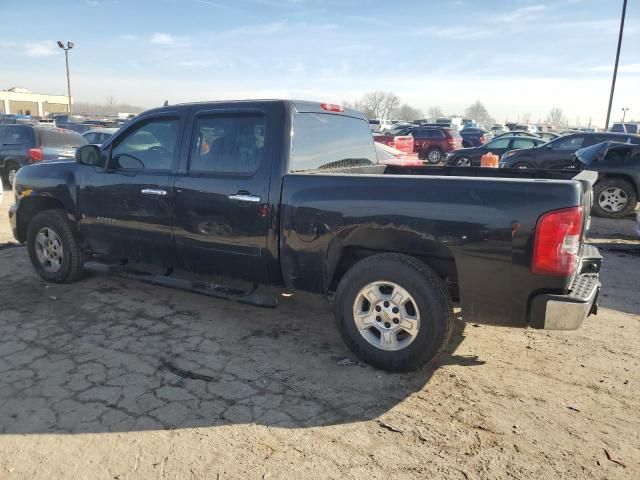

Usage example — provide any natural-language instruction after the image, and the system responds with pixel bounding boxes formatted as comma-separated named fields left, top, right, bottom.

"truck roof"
left=144, top=99, right=366, bottom=120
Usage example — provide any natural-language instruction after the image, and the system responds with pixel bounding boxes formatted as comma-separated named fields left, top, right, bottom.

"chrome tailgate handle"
left=228, top=193, right=261, bottom=203
left=141, top=188, right=167, bottom=196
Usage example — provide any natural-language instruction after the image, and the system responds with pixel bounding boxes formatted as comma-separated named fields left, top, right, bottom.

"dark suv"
left=500, top=132, right=640, bottom=170
left=410, top=126, right=462, bottom=163
left=0, top=125, right=87, bottom=186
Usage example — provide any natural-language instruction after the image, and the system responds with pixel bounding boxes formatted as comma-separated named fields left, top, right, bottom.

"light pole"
left=621, top=107, right=629, bottom=123
left=604, top=0, right=627, bottom=131
left=57, top=41, right=74, bottom=114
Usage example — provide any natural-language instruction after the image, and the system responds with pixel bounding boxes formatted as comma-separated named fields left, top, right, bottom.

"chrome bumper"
left=530, top=274, right=600, bottom=330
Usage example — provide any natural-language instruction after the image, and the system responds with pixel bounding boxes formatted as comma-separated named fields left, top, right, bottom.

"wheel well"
left=596, top=174, right=638, bottom=197
left=329, top=247, right=459, bottom=300
left=16, top=196, right=66, bottom=242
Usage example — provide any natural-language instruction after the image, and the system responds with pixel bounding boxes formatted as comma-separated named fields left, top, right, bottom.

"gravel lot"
left=0, top=189, right=639, bottom=479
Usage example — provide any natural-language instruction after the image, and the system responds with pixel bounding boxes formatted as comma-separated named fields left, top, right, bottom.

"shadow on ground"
left=0, top=249, right=481, bottom=435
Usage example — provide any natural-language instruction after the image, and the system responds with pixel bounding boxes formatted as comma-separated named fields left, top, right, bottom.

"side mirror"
left=75, top=144, right=104, bottom=166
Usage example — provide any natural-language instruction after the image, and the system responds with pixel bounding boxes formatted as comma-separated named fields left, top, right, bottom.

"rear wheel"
left=511, top=162, right=532, bottom=169
left=425, top=148, right=443, bottom=164
left=27, top=209, right=88, bottom=283
left=593, top=178, right=637, bottom=218
left=4, top=162, right=19, bottom=187
left=335, top=253, right=453, bottom=372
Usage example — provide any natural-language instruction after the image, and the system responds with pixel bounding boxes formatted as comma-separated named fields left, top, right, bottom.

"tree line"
left=343, top=90, right=570, bottom=128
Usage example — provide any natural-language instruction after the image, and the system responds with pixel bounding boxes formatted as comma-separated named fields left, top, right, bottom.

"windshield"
left=39, top=129, right=88, bottom=148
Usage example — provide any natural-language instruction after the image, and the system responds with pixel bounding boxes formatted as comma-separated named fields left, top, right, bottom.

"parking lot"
left=0, top=191, right=638, bottom=479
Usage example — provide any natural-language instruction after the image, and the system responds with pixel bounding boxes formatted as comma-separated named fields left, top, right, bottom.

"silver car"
left=82, top=127, right=118, bottom=145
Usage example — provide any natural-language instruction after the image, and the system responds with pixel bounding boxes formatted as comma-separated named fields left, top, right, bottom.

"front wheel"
left=335, top=254, right=453, bottom=372
left=27, top=209, right=88, bottom=283
left=4, top=162, right=19, bottom=187
left=455, top=156, right=471, bottom=167
left=593, top=178, right=637, bottom=218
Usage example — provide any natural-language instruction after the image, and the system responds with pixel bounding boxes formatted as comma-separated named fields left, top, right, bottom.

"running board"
left=84, top=261, right=277, bottom=308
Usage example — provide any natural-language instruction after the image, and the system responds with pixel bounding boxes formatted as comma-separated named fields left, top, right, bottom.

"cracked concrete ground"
left=0, top=191, right=639, bottom=479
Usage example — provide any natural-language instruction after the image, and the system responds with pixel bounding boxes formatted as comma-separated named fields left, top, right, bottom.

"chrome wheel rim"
left=456, top=157, right=470, bottom=167
left=35, top=227, right=64, bottom=273
left=598, top=187, right=628, bottom=212
left=352, top=281, right=420, bottom=351
left=8, top=168, right=17, bottom=187
left=428, top=150, right=442, bottom=163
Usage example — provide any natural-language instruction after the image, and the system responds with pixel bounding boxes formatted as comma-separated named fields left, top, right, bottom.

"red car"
left=410, top=126, right=463, bottom=164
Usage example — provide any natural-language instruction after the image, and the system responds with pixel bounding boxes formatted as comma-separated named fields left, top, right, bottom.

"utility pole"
left=605, top=0, right=627, bottom=131
left=57, top=41, right=75, bottom=114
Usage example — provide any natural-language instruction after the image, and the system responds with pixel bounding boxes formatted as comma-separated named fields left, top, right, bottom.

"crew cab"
left=9, top=100, right=601, bottom=372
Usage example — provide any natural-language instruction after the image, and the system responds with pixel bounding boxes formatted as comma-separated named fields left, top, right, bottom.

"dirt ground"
left=0, top=189, right=639, bottom=479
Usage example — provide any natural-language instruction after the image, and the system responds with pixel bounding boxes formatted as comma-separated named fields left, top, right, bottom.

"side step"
left=84, top=261, right=277, bottom=308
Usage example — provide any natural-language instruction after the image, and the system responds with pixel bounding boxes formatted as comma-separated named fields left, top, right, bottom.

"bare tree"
left=521, top=113, right=531, bottom=124
left=397, top=104, right=423, bottom=121
left=428, top=106, right=444, bottom=121
left=464, top=101, right=494, bottom=126
left=546, top=107, right=566, bottom=127
left=105, top=95, right=118, bottom=114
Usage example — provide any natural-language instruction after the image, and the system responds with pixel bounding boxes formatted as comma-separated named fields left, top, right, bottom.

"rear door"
left=172, top=106, right=274, bottom=284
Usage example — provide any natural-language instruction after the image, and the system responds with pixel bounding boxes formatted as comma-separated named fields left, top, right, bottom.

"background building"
left=0, top=87, right=70, bottom=117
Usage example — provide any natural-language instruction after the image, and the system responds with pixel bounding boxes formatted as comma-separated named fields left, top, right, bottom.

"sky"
left=0, top=0, right=638, bottom=126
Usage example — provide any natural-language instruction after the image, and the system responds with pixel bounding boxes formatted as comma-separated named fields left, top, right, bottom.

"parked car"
left=0, top=125, right=87, bottom=186
left=611, top=123, right=639, bottom=134
left=499, top=132, right=640, bottom=170
left=374, top=143, right=423, bottom=167
left=490, top=124, right=509, bottom=135
left=573, top=141, right=640, bottom=218
left=538, top=131, right=561, bottom=141
left=411, top=126, right=462, bottom=163
left=493, top=130, right=540, bottom=140
left=459, top=127, right=489, bottom=147
left=368, top=119, right=392, bottom=133
left=446, top=136, right=547, bottom=167
left=10, top=100, right=601, bottom=372
left=83, top=128, right=118, bottom=145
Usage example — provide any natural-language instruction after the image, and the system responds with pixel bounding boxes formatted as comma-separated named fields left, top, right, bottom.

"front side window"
left=511, top=138, right=537, bottom=149
left=555, top=135, right=585, bottom=150
left=290, top=113, right=376, bottom=171
left=189, top=114, right=265, bottom=174
left=111, top=118, right=179, bottom=171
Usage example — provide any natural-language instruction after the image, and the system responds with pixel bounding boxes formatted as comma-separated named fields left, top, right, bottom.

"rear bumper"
left=529, top=244, right=601, bottom=330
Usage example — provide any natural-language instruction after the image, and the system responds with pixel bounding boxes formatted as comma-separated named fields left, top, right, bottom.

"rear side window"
left=1, top=126, right=32, bottom=145
left=290, top=113, right=376, bottom=172
left=189, top=113, right=265, bottom=175
left=444, top=128, right=461, bottom=139
left=511, top=138, right=538, bottom=149
left=40, top=129, right=87, bottom=147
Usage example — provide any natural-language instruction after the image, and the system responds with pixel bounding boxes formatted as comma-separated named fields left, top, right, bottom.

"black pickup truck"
left=9, top=100, right=602, bottom=371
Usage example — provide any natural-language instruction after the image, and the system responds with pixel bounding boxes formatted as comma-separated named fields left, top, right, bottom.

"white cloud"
left=150, top=33, right=175, bottom=45
left=416, top=26, right=492, bottom=39
left=495, top=5, right=547, bottom=23
left=25, top=41, right=58, bottom=57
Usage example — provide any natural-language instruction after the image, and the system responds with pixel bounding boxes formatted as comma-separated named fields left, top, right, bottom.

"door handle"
left=141, top=188, right=167, bottom=196
left=228, top=193, right=261, bottom=203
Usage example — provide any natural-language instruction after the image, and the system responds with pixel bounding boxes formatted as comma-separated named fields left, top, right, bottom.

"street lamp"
left=621, top=107, right=629, bottom=123
left=57, top=41, right=74, bottom=114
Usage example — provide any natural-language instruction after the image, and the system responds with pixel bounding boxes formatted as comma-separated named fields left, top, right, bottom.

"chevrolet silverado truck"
left=9, top=100, right=601, bottom=371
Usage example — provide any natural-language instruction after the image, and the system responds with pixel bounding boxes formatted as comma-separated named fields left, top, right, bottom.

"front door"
left=543, top=134, right=586, bottom=169
left=78, top=114, right=183, bottom=266
left=172, top=109, right=272, bottom=284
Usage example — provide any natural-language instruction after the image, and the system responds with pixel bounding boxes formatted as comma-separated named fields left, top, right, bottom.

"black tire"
left=455, top=156, right=471, bottom=167
left=3, top=162, right=19, bottom=187
left=335, top=253, right=453, bottom=372
left=425, top=148, right=443, bottom=164
left=592, top=178, right=638, bottom=219
left=511, top=161, right=533, bottom=169
left=26, top=209, right=88, bottom=283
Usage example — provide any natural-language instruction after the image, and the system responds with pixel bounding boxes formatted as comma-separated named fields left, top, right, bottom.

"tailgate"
left=391, top=135, right=414, bottom=154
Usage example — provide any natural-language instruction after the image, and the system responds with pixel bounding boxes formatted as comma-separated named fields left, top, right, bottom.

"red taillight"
left=447, top=138, right=456, bottom=145
left=532, top=206, right=583, bottom=276
left=320, top=103, right=344, bottom=112
left=28, top=148, right=43, bottom=162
